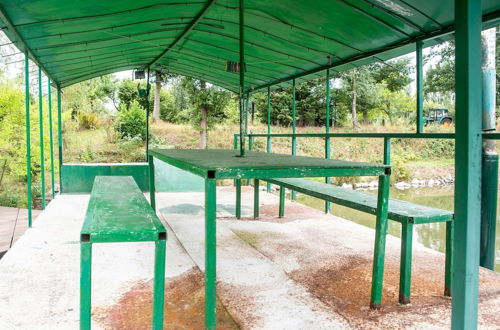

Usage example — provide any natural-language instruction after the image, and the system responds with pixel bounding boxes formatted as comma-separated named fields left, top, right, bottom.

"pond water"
left=294, top=186, right=500, bottom=272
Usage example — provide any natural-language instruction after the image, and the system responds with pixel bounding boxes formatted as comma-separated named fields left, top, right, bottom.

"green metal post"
left=399, top=222, right=413, bottom=304
left=266, top=86, right=271, bottom=192
left=238, top=0, right=246, bottom=157
left=148, top=155, right=156, bottom=212
left=205, top=178, right=217, bottom=330
left=233, top=134, right=238, bottom=150
left=152, top=239, right=166, bottom=330
left=279, top=186, right=285, bottom=218
left=254, top=179, right=259, bottom=219
left=444, top=221, right=454, bottom=297
left=416, top=41, right=424, bottom=133
left=325, top=69, right=331, bottom=213
left=80, top=242, right=92, bottom=330
left=249, top=135, right=253, bottom=151
left=291, top=79, right=297, bottom=200
left=480, top=28, right=498, bottom=271
left=235, top=179, right=241, bottom=219
left=453, top=0, right=482, bottom=328
left=38, top=67, right=45, bottom=209
left=57, top=87, right=63, bottom=194
left=145, top=69, right=151, bottom=161
left=370, top=138, right=390, bottom=309
left=24, top=52, right=32, bottom=227
left=48, top=79, right=55, bottom=199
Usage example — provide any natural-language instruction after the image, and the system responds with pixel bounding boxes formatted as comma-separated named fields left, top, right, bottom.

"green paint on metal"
left=48, top=79, right=55, bottom=198
left=235, top=179, right=242, bottom=219
left=325, top=68, right=331, bottom=213
left=204, top=178, right=217, bottom=330
left=445, top=221, right=454, bottom=297
left=80, top=176, right=166, bottom=329
left=149, top=149, right=388, bottom=179
left=61, top=163, right=150, bottom=193
left=279, top=185, right=285, bottom=218
left=24, top=52, right=32, bottom=228
left=243, top=132, right=456, bottom=139
left=38, top=67, right=45, bottom=209
left=480, top=153, right=498, bottom=269
left=148, top=156, right=156, bottom=211
left=57, top=87, right=63, bottom=194
left=291, top=78, right=297, bottom=201
left=399, top=222, right=413, bottom=304
left=453, top=0, right=482, bottom=327
left=253, top=178, right=259, bottom=219
left=266, top=86, right=271, bottom=193
left=145, top=69, right=151, bottom=161
left=416, top=41, right=424, bottom=133
left=238, top=0, right=246, bottom=158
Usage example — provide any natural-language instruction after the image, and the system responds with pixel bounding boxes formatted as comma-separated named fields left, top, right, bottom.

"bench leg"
left=325, top=177, right=331, bottom=214
left=205, top=178, right=217, bottom=330
left=399, top=222, right=413, bottom=304
left=254, top=179, right=260, bottom=219
left=148, top=155, right=156, bottom=212
left=279, top=186, right=285, bottom=218
left=444, top=221, right=454, bottom=297
left=370, top=174, right=390, bottom=309
left=80, top=242, right=92, bottom=330
left=235, top=179, right=241, bottom=219
left=152, top=239, right=166, bottom=330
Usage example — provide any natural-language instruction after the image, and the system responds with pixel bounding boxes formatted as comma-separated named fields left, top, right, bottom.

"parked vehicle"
left=423, top=108, right=453, bottom=126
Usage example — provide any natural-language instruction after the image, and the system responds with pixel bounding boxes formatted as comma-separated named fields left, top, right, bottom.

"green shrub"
left=115, top=101, right=147, bottom=140
left=76, top=112, right=98, bottom=130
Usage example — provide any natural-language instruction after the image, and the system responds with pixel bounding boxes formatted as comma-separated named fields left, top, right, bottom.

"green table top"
left=149, top=149, right=389, bottom=179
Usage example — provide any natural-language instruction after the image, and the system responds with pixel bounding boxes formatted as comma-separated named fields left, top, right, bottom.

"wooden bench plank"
left=81, top=176, right=165, bottom=243
left=266, top=178, right=453, bottom=224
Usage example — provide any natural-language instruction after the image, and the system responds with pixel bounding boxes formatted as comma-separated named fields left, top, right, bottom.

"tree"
left=152, top=71, right=174, bottom=122
left=117, top=79, right=148, bottom=110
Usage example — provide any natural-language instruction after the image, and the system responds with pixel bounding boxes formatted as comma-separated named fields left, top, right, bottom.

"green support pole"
left=152, top=239, right=166, bottom=330
left=399, top=222, right=413, bottom=304
left=145, top=69, right=151, bottom=162
left=325, top=69, right=331, bottom=213
left=24, top=52, right=32, bottom=227
left=205, top=178, right=217, bottom=330
left=444, top=221, right=454, bottom=297
left=370, top=138, right=390, bottom=309
left=57, top=87, right=63, bottom=194
left=453, top=0, right=482, bottom=328
left=233, top=134, right=238, bottom=150
left=235, top=179, right=241, bottom=219
left=266, top=87, right=271, bottom=193
left=291, top=79, right=297, bottom=200
left=253, top=179, right=259, bottom=219
left=80, top=242, right=92, bottom=330
left=38, top=67, right=45, bottom=210
left=148, top=155, right=156, bottom=212
left=48, top=79, right=55, bottom=199
left=278, top=186, right=285, bottom=218
left=416, top=41, right=424, bottom=134
left=238, top=0, right=246, bottom=157
left=480, top=28, right=498, bottom=271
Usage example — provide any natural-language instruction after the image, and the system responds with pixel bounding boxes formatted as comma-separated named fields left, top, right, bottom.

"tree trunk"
left=351, top=71, right=360, bottom=131
left=363, top=111, right=369, bottom=125
left=199, top=80, right=208, bottom=149
left=153, top=74, right=161, bottom=122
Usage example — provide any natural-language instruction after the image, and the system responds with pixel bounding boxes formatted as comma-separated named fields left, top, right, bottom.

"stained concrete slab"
left=0, top=188, right=498, bottom=329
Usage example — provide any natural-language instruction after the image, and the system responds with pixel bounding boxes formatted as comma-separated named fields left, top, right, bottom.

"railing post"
left=145, top=69, right=151, bottom=161
left=416, top=41, right=424, bottom=134
left=291, top=79, right=297, bottom=200
left=57, top=86, right=63, bottom=194
left=24, top=51, right=32, bottom=227
left=238, top=0, right=246, bottom=158
left=453, top=0, right=482, bottom=328
left=48, top=79, right=55, bottom=199
left=38, top=67, right=45, bottom=209
left=325, top=69, right=331, bottom=213
left=266, top=86, right=271, bottom=192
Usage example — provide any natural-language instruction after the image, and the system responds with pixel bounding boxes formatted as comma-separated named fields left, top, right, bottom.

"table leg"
left=205, top=178, right=217, bottom=330
left=80, top=242, right=92, bottom=330
left=370, top=173, right=390, bottom=309
left=279, top=185, right=285, bottom=218
left=254, top=179, right=260, bottom=219
left=148, top=155, right=156, bottom=212
left=399, top=222, right=413, bottom=304
left=444, top=220, right=454, bottom=297
left=235, top=179, right=241, bottom=219
left=152, top=239, right=166, bottom=329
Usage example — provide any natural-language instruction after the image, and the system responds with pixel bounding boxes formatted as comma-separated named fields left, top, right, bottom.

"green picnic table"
left=148, top=149, right=390, bottom=330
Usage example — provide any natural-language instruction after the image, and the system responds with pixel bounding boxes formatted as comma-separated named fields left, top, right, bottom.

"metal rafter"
left=148, top=0, right=218, bottom=67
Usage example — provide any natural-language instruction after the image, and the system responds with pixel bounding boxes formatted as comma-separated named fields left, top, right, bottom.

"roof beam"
left=148, top=0, right=218, bottom=68
left=0, top=5, right=59, bottom=86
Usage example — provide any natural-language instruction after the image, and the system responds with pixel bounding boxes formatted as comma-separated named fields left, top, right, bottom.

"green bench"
left=257, top=177, right=453, bottom=305
left=80, top=176, right=167, bottom=330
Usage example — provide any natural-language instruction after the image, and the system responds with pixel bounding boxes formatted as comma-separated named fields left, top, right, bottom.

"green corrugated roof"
left=1, top=0, right=499, bottom=92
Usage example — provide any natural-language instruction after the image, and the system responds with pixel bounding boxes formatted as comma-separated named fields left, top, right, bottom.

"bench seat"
left=265, top=178, right=453, bottom=224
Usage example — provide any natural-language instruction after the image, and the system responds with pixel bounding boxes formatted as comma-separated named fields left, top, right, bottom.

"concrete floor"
left=0, top=187, right=498, bottom=329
